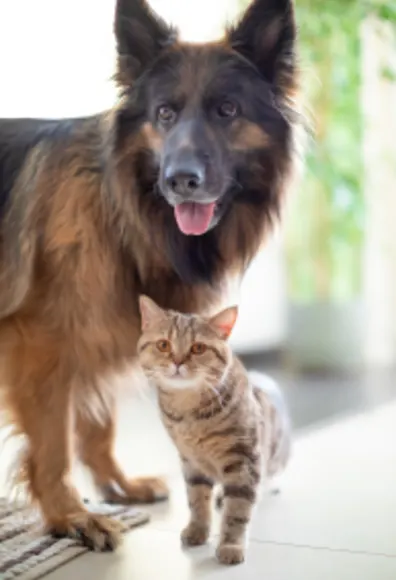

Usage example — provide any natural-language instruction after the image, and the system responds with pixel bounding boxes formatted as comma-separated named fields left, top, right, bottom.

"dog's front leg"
left=76, top=399, right=169, bottom=504
left=7, top=349, right=123, bottom=551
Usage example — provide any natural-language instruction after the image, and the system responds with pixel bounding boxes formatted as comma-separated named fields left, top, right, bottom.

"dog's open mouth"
left=174, top=202, right=216, bottom=236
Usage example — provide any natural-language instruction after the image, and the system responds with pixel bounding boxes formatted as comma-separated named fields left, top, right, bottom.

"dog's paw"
left=103, top=476, right=169, bottom=504
left=216, top=543, right=245, bottom=565
left=181, top=522, right=210, bottom=546
left=50, top=513, right=124, bottom=552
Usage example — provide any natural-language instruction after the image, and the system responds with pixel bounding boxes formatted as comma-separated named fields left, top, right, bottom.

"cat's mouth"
left=169, top=364, right=189, bottom=379
left=162, top=366, right=198, bottom=389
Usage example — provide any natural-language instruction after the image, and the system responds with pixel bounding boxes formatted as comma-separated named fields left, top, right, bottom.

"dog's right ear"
left=227, top=0, right=297, bottom=97
left=114, top=0, right=177, bottom=87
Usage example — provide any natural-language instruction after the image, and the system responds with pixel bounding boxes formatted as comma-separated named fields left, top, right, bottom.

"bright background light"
left=0, top=0, right=239, bottom=118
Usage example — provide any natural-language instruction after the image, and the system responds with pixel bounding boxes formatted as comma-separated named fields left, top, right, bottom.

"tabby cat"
left=137, top=296, right=291, bottom=565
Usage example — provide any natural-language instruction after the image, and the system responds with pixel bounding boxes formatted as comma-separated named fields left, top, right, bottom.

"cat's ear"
left=139, top=295, right=166, bottom=331
left=114, top=0, right=177, bottom=87
left=227, top=0, right=297, bottom=96
left=209, top=306, right=238, bottom=340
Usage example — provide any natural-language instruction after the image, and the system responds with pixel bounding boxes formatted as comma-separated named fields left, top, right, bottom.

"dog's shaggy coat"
left=0, top=0, right=297, bottom=550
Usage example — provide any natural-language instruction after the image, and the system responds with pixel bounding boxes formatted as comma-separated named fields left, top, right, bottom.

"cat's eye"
left=157, top=339, right=171, bottom=353
left=190, top=342, right=207, bottom=355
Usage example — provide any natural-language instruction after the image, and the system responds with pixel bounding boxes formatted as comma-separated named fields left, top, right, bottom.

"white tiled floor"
left=2, top=386, right=396, bottom=579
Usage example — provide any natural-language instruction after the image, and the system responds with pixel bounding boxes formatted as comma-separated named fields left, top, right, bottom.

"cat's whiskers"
left=206, top=384, right=224, bottom=408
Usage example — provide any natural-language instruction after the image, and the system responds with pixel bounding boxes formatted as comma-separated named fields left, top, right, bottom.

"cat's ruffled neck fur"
left=154, top=357, right=249, bottom=418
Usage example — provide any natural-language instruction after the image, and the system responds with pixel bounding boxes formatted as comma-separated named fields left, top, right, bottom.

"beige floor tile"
left=248, top=401, right=396, bottom=555
left=1, top=387, right=396, bottom=580
left=108, top=397, right=396, bottom=557
left=46, top=527, right=396, bottom=580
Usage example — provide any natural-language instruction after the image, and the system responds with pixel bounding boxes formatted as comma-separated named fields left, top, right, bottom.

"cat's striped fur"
left=137, top=296, right=291, bottom=565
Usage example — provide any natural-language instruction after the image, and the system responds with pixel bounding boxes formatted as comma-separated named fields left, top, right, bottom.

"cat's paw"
left=181, top=522, right=210, bottom=546
left=216, top=543, right=245, bottom=565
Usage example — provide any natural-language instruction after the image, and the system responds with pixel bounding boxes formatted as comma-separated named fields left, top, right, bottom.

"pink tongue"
left=174, top=202, right=216, bottom=236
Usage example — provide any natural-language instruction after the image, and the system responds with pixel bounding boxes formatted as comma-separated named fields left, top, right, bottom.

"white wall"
left=230, top=235, right=287, bottom=353
left=362, top=18, right=396, bottom=366
left=0, top=0, right=116, bottom=118
left=0, top=0, right=241, bottom=117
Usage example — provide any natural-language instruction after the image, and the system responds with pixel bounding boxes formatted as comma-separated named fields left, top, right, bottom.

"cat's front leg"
left=180, top=459, right=214, bottom=547
left=216, top=460, right=261, bottom=565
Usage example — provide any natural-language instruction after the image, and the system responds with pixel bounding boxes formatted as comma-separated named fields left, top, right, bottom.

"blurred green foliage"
left=285, top=0, right=396, bottom=303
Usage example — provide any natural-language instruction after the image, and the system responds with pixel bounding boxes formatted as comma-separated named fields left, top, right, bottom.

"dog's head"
left=112, top=0, right=298, bottom=285
left=114, top=0, right=297, bottom=234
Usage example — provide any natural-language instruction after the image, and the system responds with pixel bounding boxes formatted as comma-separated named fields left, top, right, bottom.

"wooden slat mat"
left=0, top=498, right=149, bottom=580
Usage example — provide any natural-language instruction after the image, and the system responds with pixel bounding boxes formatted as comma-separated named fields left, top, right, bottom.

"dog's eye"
left=217, top=100, right=239, bottom=119
left=157, top=105, right=177, bottom=124
left=157, top=339, right=171, bottom=353
left=190, top=342, right=207, bottom=355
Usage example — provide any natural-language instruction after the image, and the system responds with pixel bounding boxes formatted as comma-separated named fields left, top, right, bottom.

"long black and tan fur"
left=0, top=0, right=297, bottom=550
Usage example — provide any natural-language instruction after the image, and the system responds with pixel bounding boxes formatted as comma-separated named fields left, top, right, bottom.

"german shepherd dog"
left=0, top=0, right=297, bottom=550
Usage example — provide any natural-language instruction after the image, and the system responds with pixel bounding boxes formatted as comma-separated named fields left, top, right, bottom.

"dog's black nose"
left=165, top=166, right=204, bottom=196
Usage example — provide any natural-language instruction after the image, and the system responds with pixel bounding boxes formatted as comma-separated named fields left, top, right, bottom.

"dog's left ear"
left=114, top=0, right=177, bottom=87
left=227, top=0, right=297, bottom=96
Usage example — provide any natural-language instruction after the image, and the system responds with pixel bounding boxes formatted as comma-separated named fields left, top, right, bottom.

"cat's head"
left=137, top=295, right=238, bottom=390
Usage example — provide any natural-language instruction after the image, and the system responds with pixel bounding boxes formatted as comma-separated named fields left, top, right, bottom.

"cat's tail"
left=248, top=371, right=292, bottom=478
